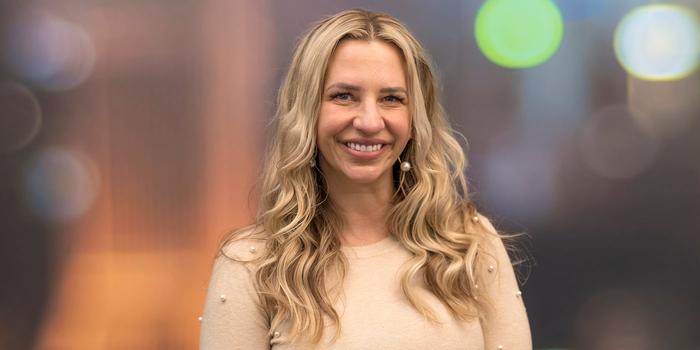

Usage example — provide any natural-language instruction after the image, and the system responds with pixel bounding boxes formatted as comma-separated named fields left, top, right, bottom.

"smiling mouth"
left=344, top=142, right=385, bottom=153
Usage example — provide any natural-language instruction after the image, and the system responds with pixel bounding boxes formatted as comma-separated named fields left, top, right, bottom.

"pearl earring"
left=310, top=158, right=316, bottom=167
left=399, top=158, right=411, bottom=172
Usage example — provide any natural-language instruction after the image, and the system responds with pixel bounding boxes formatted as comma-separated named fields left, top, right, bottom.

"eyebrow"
left=325, top=83, right=407, bottom=94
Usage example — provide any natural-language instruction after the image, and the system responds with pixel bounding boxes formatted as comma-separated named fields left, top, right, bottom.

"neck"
left=324, top=173, right=394, bottom=246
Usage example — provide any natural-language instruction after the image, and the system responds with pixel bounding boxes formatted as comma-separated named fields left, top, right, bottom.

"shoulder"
left=474, top=212, right=498, bottom=236
left=220, top=238, right=268, bottom=262
left=205, top=231, right=268, bottom=295
left=474, top=213, right=526, bottom=268
left=473, top=213, right=513, bottom=275
left=473, top=213, right=502, bottom=249
left=473, top=212, right=529, bottom=294
left=201, top=230, right=271, bottom=347
left=471, top=214, right=532, bottom=347
left=216, top=225, right=270, bottom=268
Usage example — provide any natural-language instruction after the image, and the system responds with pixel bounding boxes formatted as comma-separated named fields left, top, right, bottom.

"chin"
left=345, top=175, right=381, bottom=185
left=341, top=166, right=388, bottom=185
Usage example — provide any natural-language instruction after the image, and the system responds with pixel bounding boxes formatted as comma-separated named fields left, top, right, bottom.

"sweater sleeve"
left=199, top=241, right=270, bottom=350
left=478, top=214, right=533, bottom=350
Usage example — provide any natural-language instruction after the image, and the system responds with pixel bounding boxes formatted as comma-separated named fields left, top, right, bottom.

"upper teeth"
left=346, top=142, right=383, bottom=152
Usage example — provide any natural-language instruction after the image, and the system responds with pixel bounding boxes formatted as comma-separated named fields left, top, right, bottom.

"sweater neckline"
left=341, top=235, right=400, bottom=259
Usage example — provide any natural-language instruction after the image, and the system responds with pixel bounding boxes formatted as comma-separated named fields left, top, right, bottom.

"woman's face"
left=317, top=39, right=411, bottom=188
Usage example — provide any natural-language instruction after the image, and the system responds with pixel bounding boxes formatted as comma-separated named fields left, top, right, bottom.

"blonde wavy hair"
left=218, top=8, right=507, bottom=344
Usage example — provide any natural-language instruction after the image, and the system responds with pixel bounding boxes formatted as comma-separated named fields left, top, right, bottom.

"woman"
left=199, top=9, right=531, bottom=350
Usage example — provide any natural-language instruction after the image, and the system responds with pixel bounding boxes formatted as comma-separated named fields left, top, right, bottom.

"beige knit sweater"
left=199, top=215, right=531, bottom=349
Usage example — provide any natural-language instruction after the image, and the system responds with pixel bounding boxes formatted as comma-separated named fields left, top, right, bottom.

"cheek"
left=316, top=113, right=340, bottom=156
left=317, top=104, right=348, bottom=139
left=386, top=111, right=412, bottom=140
left=316, top=106, right=331, bottom=138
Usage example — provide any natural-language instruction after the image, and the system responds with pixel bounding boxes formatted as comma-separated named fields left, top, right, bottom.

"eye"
left=331, top=92, right=353, bottom=102
left=383, top=95, right=405, bottom=103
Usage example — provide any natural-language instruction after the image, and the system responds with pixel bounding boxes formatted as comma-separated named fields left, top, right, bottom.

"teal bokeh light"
left=475, top=0, right=564, bottom=69
left=614, top=4, right=700, bottom=81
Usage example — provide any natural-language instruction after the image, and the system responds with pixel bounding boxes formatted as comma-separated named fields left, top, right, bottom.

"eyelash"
left=331, top=92, right=405, bottom=103
left=330, top=92, right=352, bottom=101
left=384, top=95, right=404, bottom=103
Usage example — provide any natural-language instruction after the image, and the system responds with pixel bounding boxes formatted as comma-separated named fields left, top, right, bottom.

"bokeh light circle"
left=628, top=75, right=700, bottom=140
left=0, top=81, right=42, bottom=153
left=22, top=147, right=100, bottom=222
left=481, top=137, right=556, bottom=225
left=614, top=4, right=700, bottom=81
left=5, top=10, right=96, bottom=90
left=475, top=0, right=564, bottom=68
left=578, top=104, right=658, bottom=179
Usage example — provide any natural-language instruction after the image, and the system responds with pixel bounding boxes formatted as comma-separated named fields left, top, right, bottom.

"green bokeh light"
left=475, top=0, right=564, bottom=69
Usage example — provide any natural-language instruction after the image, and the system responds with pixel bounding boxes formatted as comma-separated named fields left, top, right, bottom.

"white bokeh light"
left=614, top=4, right=700, bottom=81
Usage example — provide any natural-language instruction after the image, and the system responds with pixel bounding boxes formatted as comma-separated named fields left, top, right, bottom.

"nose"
left=353, top=99, right=385, bottom=134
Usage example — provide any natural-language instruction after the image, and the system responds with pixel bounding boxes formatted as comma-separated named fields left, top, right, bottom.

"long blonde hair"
left=219, top=8, right=502, bottom=344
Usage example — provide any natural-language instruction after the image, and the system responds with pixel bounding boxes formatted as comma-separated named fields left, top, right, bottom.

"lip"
left=341, top=138, right=390, bottom=145
left=340, top=141, right=388, bottom=160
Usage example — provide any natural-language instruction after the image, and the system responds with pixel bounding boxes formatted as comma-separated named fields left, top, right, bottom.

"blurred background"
left=0, top=0, right=698, bottom=349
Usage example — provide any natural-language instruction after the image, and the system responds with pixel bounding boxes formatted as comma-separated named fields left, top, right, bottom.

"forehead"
left=324, top=39, right=407, bottom=88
